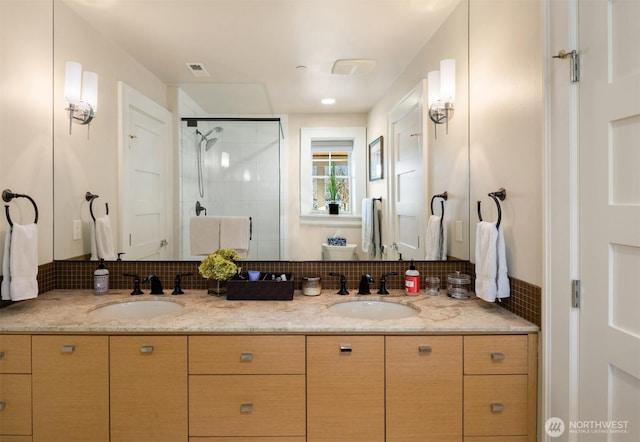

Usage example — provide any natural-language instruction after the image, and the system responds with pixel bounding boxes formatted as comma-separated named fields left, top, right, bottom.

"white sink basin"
left=89, top=299, right=184, bottom=320
left=327, top=299, right=420, bottom=320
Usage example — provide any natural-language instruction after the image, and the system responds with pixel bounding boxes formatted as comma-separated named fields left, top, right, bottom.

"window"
left=311, top=142, right=352, bottom=213
left=300, top=127, right=366, bottom=223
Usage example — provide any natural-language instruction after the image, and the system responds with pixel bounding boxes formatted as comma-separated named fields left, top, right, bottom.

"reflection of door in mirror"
left=120, top=83, right=173, bottom=260
left=390, top=82, right=425, bottom=261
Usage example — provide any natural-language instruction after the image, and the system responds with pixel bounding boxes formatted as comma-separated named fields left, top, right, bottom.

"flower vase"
left=208, top=279, right=227, bottom=296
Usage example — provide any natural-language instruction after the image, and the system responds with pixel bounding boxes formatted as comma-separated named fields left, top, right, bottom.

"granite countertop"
left=0, top=289, right=538, bottom=334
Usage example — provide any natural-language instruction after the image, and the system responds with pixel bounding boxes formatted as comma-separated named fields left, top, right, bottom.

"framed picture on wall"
left=368, top=136, right=383, bottom=181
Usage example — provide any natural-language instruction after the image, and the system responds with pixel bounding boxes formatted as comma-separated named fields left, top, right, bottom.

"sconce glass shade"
left=64, top=61, right=82, bottom=104
left=221, top=151, right=230, bottom=168
left=82, top=71, right=98, bottom=112
left=439, top=59, right=456, bottom=102
left=427, top=70, right=441, bottom=107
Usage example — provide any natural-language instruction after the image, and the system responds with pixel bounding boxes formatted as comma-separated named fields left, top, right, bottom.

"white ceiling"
left=63, top=0, right=460, bottom=114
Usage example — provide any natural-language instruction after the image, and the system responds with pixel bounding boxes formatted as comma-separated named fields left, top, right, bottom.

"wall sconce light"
left=64, top=61, right=98, bottom=136
left=221, top=151, right=230, bottom=168
left=427, top=59, right=456, bottom=137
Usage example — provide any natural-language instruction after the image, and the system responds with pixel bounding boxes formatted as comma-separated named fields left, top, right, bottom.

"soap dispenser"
left=94, top=259, right=109, bottom=295
left=404, top=260, right=420, bottom=295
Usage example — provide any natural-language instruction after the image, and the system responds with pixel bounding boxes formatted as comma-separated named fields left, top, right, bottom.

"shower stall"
left=180, top=118, right=283, bottom=260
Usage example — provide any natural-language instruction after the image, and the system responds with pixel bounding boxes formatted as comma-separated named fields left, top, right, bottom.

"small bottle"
left=405, top=260, right=420, bottom=295
left=94, top=259, right=109, bottom=295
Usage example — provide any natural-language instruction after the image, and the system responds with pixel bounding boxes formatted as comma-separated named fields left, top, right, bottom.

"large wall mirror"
left=53, top=0, right=469, bottom=262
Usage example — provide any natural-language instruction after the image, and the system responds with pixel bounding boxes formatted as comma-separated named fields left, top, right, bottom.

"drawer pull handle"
left=61, top=345, right=76, bottom=353
left=0, top=401, right=5, bottom=411
left=140, top=346, right=154, bottom=353
left=240, top=352, right=253, bottom=361
left=418, top=345, right=432, bottom=354
left=491, top=352, right=505, bottom=361
left=491, top=403, right=505, bottom=413
left=0, top=351, right=5, bottom=359
left=340, top=345, right=352, bottom=353
left=240, top=403, right=253, bottom=413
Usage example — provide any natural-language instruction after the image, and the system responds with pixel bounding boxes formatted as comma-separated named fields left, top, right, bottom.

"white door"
left=389, top=82, right=426, bottom=261
left=578, top=1, right=640, bottom=439
left=119, top=83, right=173, bottom=260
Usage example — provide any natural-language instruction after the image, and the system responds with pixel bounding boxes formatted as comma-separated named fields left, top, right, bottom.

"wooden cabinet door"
left=386, top=335, right=463, bottom=442
left=110, top=336, right=187, bottom=442
left=307, top=336, right=384, bottom=442
left=32, top=335, right=109, bottom=442
left=0, top=374, right=31, bottom=437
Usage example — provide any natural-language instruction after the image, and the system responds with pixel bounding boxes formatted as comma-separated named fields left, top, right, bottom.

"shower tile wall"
left=181, top=120, right=281, bottom=260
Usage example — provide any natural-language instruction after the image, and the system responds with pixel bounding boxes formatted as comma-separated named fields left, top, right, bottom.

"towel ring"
left=430, top=191, right=448, bottom=216
left=3, top=189, right=39, bottom=227
left=86, top=192, right=109, bottom=222
left=477, top=187, right=506, bottom=229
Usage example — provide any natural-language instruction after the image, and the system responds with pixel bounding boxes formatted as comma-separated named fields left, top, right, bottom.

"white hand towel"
left=220, top=216, right=251, bottom=258
left=90, top=221, right=98, bottom=261
left=425, top=215, right=448, bottom=261
left=361, top=198, right=373, bottom=253
left=496, top=226, right=510, bottom=298
left=95, top=215, right=117, bottom=260
left=189, top=216, right=221, bottom=256
left=475, top=221, right=499, bottom=302
left=1, top=229, right=11, bottom=300
left=8, top=223, right=39, bottom=301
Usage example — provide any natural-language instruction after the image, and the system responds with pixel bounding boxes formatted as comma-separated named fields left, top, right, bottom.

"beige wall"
left=0, top=0, right=53, bottom=266
left=469, top=0, right=544, bottom=285
left=53, top=1, right=168, bottom=260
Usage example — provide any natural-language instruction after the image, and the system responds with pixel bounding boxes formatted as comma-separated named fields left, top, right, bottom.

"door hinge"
left=552, top=49, right=580, bottom=83
left=571, top=279, right=581, bottom=308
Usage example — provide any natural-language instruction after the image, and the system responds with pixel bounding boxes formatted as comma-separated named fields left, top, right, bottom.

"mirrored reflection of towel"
left=220, top=217, right=251, bottom=259
left=190, top=216, right=220, bottom=256
left=2, top=229, right=11, bottom=300
left=371, top=199, right=383, bottom=259
left=4, top=223, right=39, bottom=301
left=475, top=221, right=510, bottom=302
left=95, top=215, right=117, bottom=260
left=361, top=198, right=373, bottom=253
left=425, top=215, right=448, bottom=261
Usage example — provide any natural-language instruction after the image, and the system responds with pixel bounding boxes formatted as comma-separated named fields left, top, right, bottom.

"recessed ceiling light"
left=321, top=98, right=336, bottom=105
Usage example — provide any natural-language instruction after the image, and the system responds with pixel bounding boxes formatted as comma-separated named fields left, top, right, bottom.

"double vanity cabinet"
left=1, top=332, right=537, bottom=442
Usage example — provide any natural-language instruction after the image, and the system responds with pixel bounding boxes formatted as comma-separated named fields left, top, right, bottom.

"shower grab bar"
left=86, top=192, right=109, bottom=222
left=477, top=187, right=507, bottom=229
left=2, top=189, right=39, bottom=227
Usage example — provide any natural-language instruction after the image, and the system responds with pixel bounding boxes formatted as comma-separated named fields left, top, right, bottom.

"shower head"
left=213, top=127, right=223, bottom=133
left=205, top=138, right=218, bottom=151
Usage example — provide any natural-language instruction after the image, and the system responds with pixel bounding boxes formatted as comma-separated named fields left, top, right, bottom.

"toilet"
left=322, top=243, right=357, bottom=261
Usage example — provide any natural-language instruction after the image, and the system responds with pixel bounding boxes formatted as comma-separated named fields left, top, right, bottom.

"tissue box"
left=327, top=237, right=347, bottom=246
left=226, top=273, right=294, bottom=301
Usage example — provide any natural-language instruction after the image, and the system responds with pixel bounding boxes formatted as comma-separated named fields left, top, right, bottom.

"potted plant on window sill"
left=328, top=163, right=339, bottom=215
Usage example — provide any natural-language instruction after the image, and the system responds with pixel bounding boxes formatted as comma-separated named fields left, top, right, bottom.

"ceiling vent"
left=186, top=62, right=210, bottom=77
left=331, top=59, right=377, bottom=75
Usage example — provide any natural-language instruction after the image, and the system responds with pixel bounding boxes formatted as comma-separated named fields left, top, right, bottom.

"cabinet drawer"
left=189, top=375, right=305, bottom=437
left=464, top=335, right=528, bottom=374
left=0, top=437, right=33, bottom=442
left=0, top=374, right=31, bottom=436
left=465, top=437, right=528, bottom=442
left=189, top=438, right=305, bottom=442
left=189, top=335, right=305, bottom=374
left=464, top=375, right=528, bottom=436
left=0, top=336, right=30, bottom=374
